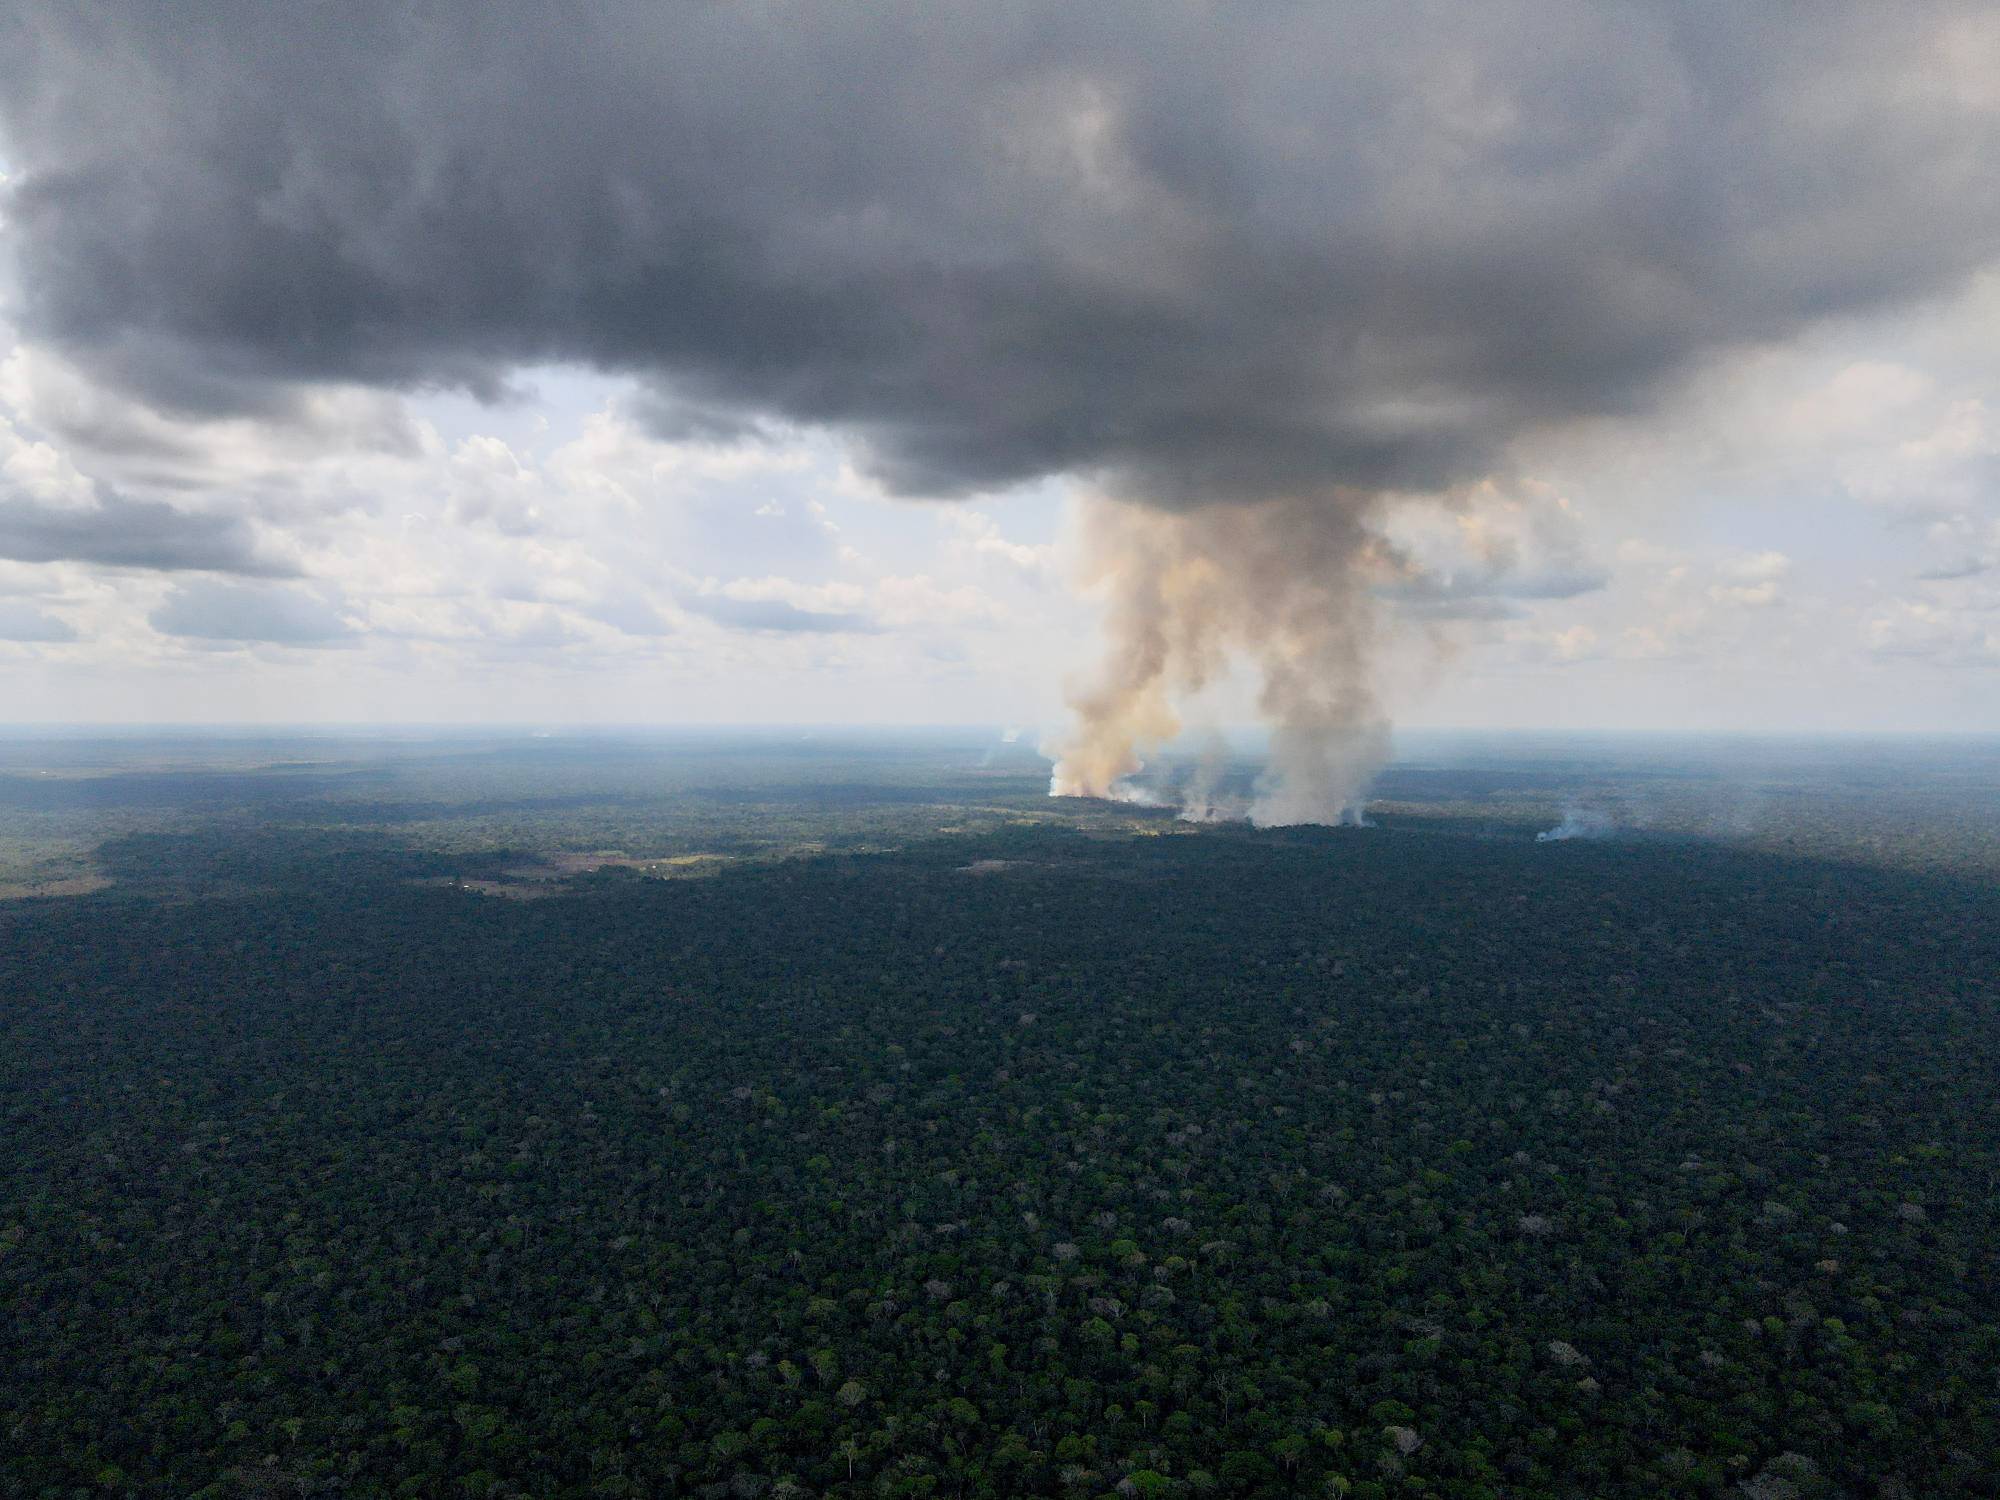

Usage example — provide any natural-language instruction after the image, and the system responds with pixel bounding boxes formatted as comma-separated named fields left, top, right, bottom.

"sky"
left=0, top=2, right=1997, bottom=744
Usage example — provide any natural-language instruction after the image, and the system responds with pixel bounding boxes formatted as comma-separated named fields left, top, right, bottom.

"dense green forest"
left=4, top=745, right=1998, bottom=1498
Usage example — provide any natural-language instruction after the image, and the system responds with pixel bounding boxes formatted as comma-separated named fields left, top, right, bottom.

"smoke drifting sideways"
left=7, top=3, right=2000, bottom=823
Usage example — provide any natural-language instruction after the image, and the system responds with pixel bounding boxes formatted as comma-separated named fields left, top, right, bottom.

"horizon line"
left=1, top=721, right=1998, bottom=742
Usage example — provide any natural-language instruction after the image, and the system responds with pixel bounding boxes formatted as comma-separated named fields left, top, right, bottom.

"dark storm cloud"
left=0, top=491, right=296, bottom=575
left=4, top=2, right=1999, bottom=505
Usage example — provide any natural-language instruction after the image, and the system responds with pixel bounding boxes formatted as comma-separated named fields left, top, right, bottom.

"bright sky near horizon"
left=2, top=5, right=1997, bottom=737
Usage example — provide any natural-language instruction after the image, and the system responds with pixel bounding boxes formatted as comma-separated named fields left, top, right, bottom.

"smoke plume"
left=1536, top=804, right=1616, bottom=843
left=1049, top=495, right=1390, bottom=824
left=7, top=2, right=2000, bottom=818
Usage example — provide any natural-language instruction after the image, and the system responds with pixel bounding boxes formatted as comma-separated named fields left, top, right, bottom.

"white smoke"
left=1048, top=493, right=1392, bottom=826
left=1173, top=734, right=1243, bottom=825
left=1536, top=804, right=1615, bottom=842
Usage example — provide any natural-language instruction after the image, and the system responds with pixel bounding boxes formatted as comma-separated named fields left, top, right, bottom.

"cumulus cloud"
left=940, top=509, right=1057, bottom=584
left=1709, top=551, right=1792, bottom=609
left=1863, top=598, right=1999, bottom=665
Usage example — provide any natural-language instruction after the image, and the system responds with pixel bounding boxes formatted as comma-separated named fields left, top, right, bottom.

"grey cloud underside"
left=6, top=2, right=2000, bottom=506
left=1380, top=560, right=1610, bottom=620
left=1917, top=559, right=1994, bottom=582
left=0, top=601, right=78, bottom=642
left=678, top=593, right=878, bottom=636
left=0, top=492, right=294, bottom=575
left=585, top=595, right=676, bottom=639
left=149, top=580, right=352, bottom=644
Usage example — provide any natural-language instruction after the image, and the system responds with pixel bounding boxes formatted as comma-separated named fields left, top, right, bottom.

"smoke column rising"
left=1050, top=493, right=1392, bottom=825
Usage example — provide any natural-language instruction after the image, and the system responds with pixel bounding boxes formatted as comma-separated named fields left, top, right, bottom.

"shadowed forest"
left=2, top=731, right=1997, bottom=1498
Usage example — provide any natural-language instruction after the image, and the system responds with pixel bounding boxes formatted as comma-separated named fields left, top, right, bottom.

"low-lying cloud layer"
left=4, top=3, right=1999, bottom=784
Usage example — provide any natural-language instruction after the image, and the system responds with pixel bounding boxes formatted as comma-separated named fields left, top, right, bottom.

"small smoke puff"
left=1536, top=805, right=1615, bottom=842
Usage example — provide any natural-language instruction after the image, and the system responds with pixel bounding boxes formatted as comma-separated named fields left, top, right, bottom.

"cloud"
left=1376, top=482, right=1608, bottom=619
left=1385, top=563, right=1608, bottom=620
left=1918, top=557, right=1993, bottom=581
left=1829, top=392, right=2000, bottom=521
left=0, top=491, right=295, bottom=574
left=493, top=607, right=582, bottom=650
left=1863, top=598, right=1999, bottom=665
left=149, top=580, right=353, bottom=645
left=445, top=435, right=557, bottom=536
left=870, top=573, right=1009, bottom=629
left=1718, top=551, right=1791, bottom=583
left=678, top=588, right=878, bottom=635
left=584, top=593, right=675, bottom=638
left=1703, top=550, right=1790, bottom=607
left=0, top=600, right=77, bottom=641
left=941, top=509, right=1056, bottom=583
left=6, top=3, right=2000, bottom=509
